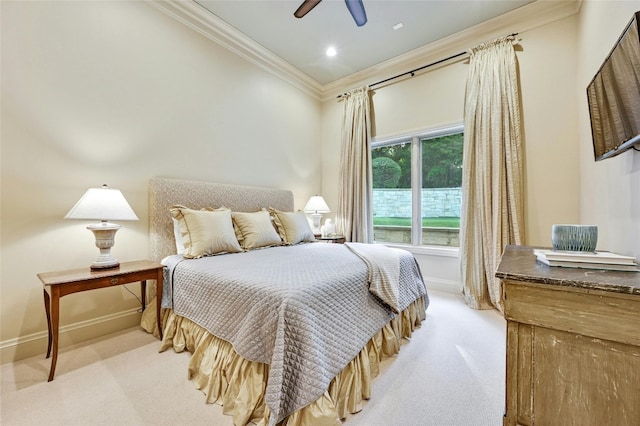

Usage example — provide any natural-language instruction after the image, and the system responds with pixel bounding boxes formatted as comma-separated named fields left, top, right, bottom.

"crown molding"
left=148, top=0, right=324, bottom=100
left=149, top=0, right=581, bottom=103
left=320, top=0, right=583, bottom=100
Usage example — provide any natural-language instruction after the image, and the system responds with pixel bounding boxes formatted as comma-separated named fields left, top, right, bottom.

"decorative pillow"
left=169, top=205, right=242, bottom=258
left=269, top=208, right=316, bottom=245
left=232, top=210, right=282, bottom=250
left=171, top=218, right=186, bottom=255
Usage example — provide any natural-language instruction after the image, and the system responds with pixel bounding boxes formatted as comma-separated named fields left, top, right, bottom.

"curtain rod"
left=337, top=32, right=519, bottom=99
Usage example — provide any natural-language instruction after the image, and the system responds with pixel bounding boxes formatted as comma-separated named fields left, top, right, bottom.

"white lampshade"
left=65, top=184, right=138, bottom=269
left=303, top=196, right=330, bottom=214
left=65, top=185, right=138, bottom=221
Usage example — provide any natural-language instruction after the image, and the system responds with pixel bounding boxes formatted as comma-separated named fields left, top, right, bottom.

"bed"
left=140, top=177, right=429, bottom=426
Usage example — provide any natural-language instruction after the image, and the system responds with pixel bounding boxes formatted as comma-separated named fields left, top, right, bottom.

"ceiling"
left=195, top=0, right=535, bottom=85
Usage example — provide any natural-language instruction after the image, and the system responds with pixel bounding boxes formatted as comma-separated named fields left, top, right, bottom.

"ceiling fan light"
left=345, top=0, right=367, bottom=27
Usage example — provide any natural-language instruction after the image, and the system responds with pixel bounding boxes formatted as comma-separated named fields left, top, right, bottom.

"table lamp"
left=303, top=195, right=330, bottom=236
left=65, top=184, right=139, bottom=269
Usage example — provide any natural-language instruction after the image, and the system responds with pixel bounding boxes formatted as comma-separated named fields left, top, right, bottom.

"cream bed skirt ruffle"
left=141, top=297, right=426, bottom=425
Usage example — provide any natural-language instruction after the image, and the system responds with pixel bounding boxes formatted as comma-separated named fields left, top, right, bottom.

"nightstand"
left=316, top=236, right=346, bottom=244
left=37, top=260, right=164, bottom=381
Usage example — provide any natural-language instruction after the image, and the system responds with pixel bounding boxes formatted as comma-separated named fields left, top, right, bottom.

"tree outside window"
left=371, top=126, right=463, bottom=247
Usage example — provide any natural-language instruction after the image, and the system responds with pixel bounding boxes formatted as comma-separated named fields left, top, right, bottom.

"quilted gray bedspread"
left=162, top=243, right=428, bottom=425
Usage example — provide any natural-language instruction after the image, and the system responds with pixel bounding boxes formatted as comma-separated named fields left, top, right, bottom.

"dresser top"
left=496, top=245, right=640, bottom=295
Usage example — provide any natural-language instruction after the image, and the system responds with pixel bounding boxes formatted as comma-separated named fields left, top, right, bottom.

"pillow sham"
left=269, top=208, right=316, bottom=245
left=170, top=205, right=242, bottom=258
left=171, top=218, right=186, bottom=255
left=232, top=210, right=282, bottom=250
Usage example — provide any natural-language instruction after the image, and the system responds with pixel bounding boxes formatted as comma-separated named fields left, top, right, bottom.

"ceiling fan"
left=294, top=0, right=368, bottom=27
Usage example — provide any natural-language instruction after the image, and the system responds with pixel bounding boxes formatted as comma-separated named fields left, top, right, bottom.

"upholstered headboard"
left=149, top=177, right=294, bottom=261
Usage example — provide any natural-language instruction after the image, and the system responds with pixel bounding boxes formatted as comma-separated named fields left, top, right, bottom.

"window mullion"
left=411, top=136, right=422, bottom=245
left=371, top=124, right=462, bottom=248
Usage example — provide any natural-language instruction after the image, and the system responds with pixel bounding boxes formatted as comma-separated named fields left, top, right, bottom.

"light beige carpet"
left=1, top=291, right=505, bottom=426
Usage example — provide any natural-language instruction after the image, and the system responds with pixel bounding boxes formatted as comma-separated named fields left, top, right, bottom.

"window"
left=371, top=124, right=463, bottom=247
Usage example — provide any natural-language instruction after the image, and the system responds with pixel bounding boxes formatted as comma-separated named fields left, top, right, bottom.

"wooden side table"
left=37, top=260, right=164, bottom=381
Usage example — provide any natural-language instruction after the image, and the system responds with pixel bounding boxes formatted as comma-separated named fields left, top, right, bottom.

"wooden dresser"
left=496, top=245, right=640, bottom=426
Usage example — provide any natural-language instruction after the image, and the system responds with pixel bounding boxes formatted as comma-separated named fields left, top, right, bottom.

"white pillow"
left=172, top=218, right=186, bottom=255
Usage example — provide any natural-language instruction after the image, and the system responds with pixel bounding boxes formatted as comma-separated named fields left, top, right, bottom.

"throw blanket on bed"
left=162, top=243, right=427, bottom=425
left=345, top=242, right=403, bottom=314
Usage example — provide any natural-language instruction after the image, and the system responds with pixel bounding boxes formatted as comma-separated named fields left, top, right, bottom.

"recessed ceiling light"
left=393, top=22, right=404, bottom=31
left=326, top=46, right=337, bottom=57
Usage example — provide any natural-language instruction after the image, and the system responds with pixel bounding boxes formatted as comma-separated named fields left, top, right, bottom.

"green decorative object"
left=551, top=224, right=598, bottom=252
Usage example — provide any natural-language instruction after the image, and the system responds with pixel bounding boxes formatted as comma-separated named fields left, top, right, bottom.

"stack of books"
left=533, top=249, right=639, bottom=272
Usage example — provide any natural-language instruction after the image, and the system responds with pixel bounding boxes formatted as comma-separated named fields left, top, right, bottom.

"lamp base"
left=87, top=222, right=121, bottom=270
left=310, top=213, right=322, bottom=236
left=90, top=259, right=120, bottom=270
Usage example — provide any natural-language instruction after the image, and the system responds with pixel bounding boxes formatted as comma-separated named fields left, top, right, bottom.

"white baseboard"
left=424, top=277, right=462, bottom=294
left=0, top=308, right=142, bottom=364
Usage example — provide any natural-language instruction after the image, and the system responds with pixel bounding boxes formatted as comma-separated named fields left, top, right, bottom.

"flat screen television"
left=586, top=11, right=640, bottom=161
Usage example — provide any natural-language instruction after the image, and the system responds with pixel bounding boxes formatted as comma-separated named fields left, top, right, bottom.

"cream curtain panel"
left=337, top=86, right=373, bottom=243
left=460, top=36, right=525, bottom=311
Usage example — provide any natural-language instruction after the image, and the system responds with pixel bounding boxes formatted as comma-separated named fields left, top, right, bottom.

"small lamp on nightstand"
left=304, top=195, right=330, bottom=236
left=65, top=184, right=139, bottom=270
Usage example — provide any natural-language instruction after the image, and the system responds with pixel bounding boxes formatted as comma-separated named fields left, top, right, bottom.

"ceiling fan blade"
left=294, top=0, right=323, bottom=18
left=345, top=0, right=367, bottom=26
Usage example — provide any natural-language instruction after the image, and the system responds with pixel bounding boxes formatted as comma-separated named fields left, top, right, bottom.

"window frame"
left=371, top=123, right=463, bottom=257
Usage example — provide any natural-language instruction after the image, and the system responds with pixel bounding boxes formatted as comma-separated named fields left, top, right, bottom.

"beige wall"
left=3, top=0, right=638, bottom=363
left=1, top=1, right=321, bottom=362
left=321, top=61, right=472, bottom=292
left=577, top=2, right=640, bottom=258
left=321, top=11, right=583, bottom=292
left=369, top=61, right=468, bottom=139
left=321, top=1, right=640, bottom=294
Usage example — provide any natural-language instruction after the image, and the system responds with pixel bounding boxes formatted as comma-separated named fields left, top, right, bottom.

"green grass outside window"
left=373, top=217, right=460, bottom=228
